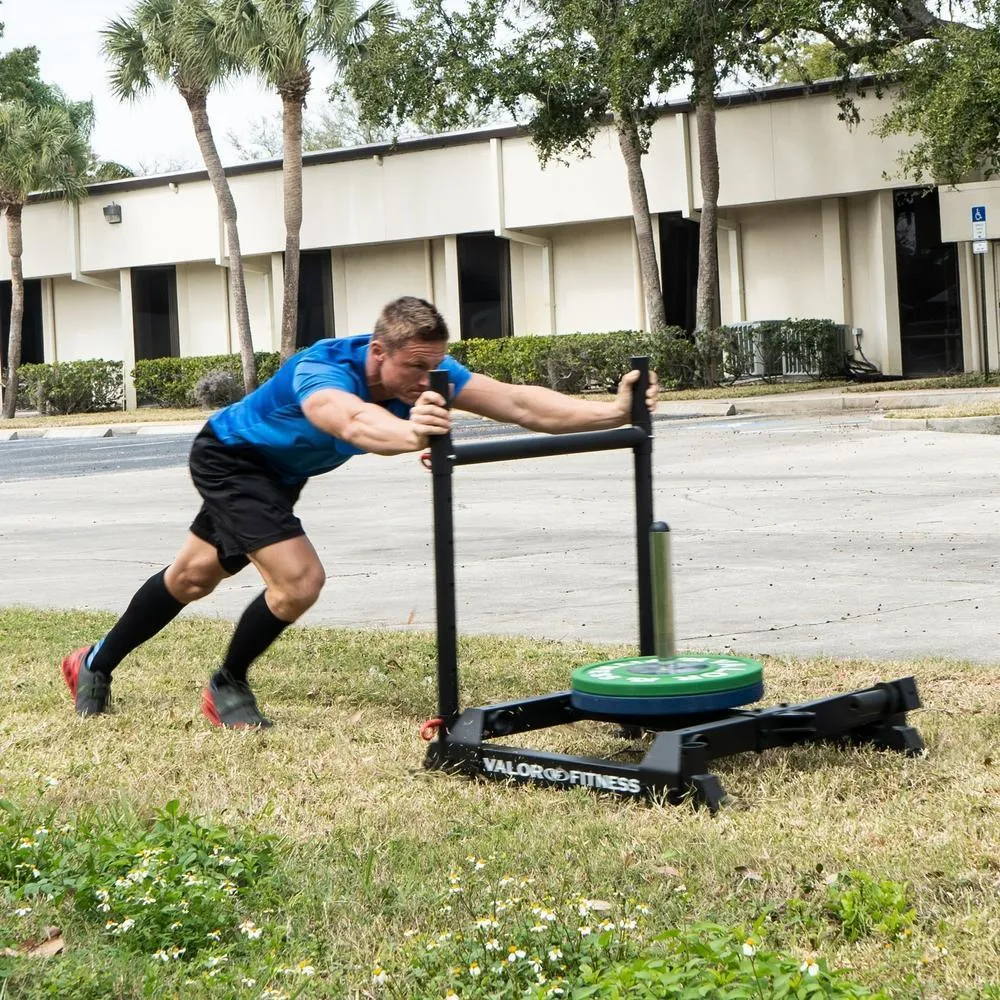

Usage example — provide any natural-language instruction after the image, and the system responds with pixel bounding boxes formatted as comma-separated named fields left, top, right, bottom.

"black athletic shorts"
left=188, top=425, right=306, bottom=574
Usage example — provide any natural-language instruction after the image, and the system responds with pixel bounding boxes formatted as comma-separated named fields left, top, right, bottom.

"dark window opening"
left=659, top=213, right=699, bottom=333
left=296, top=249, right=335, bottom=348
left=893, top=188, right=962, bottom=375
left=0, top=278, right=44, bottom=369
left=131, top=266, right=179, bottom=360
left=457, top=233, right=511, bottom=339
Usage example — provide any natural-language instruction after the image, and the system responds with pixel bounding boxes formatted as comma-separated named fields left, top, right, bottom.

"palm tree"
left=221, top=0, right=392, bottom=360
left=0, top=101, right=89, bottom=419
left=103, top=0, right=258, bottom=393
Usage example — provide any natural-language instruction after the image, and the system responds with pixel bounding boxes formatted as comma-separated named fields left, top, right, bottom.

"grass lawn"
left=0, top=608, right=997, bottom=999
left=3, top=407, right=210, bottom=430
left=885, top=404, right=1000, bottom=420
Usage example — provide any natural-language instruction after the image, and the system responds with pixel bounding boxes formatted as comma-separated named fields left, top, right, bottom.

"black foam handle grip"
left=429, top=369, right=451, bottom=406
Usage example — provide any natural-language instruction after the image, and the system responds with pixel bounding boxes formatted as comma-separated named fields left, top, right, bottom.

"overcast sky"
left=1, top=0, right=340, bottom=173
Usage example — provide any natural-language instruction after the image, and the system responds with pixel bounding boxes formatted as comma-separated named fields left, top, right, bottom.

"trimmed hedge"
left=448, top=329, right=701, bottom=391
left=132, top=352, right=281, bottom=407
left=12, top=321, right=848, bottom=415
left=18, top=360, right=124, bottom=415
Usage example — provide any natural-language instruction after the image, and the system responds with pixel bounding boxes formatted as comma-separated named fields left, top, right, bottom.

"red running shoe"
left=62, top=646, right=111, bottom=717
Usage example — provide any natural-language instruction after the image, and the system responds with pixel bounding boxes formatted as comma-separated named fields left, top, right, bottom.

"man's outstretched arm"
left=302, top=388, right=450, bottom=454
left=454, top=369, right=658, bottom=434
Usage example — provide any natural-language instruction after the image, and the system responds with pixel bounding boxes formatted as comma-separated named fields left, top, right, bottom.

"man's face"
left=372, top=338, right=448, bottom=404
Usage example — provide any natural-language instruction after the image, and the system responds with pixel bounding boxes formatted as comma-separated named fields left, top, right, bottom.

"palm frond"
left=102, top=16, right=156, bottom=100
left=0, top=100, right=91, bottom=204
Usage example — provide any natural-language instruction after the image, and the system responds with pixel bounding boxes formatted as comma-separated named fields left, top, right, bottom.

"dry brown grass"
left=3, top=407, right=210, bottom=430
left=1, top=608, right=997, bottom=997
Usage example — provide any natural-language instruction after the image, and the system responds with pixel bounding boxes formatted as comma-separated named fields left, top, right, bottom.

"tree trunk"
left=2, top=204, right=24, bottom=420
left=280, top=93, right=305, bottom=361
left=616, top=118, right=667, bottom=333
left=185, top=93, right=258, bottom=395
left=694, top=60, right=721, bottom=334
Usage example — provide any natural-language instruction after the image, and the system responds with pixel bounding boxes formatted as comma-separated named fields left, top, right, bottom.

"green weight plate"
left=570, top=654, right=764, bottom=698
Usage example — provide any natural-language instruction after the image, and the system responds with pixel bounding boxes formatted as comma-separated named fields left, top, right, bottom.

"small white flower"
left=403, top=929, right=418, bottom=938
left=13, top=906, right=32, bottom=917
left=206, top=929, right=222, bottom=941
left=444, top=991, right=459, bottom=1000
left=153, top=949, right=170, bottom=963
left=17, top=840, right=34, bottom=851
left=241, top=978, right=256, bottom=988
left=372, top=965, right=389, bottom=985
left=742, top=939, right=757, bottom=958
left=204, top=955, right=226, bottom=969
left=113, top=917, right=135, bottom=934
left=800, top=957, right=819, bottom=976
left=295, top=962, right=315, bottom=976
left=618, top=918, right=637, bottom=930
left=474, top=917, right=498, bottom=930
left=33, top=828, right=48, bottom=837
left=238, top=918, right=262, bottom=939
left=468, top=962, right=481, bottom=977
left=43, top=776, right=59, bottom=787
left=578, top=926, right=592, bottom=937
left=484, top=937, right=501, bottom=952
left=169, top=946, right=186, bottom=960
left=548, top=947, right=563, bottom=962
left=474, top=858, right=486, bottom=870
left=529, top=923, right=547, bottom=933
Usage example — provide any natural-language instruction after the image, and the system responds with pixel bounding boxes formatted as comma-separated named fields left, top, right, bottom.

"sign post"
left=972, top=207, right=990, bottom=381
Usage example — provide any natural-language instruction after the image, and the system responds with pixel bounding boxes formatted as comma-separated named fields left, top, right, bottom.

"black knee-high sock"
left=88, top=568, right=186, bottom=676
left=214, top=592, right=290, bottom=687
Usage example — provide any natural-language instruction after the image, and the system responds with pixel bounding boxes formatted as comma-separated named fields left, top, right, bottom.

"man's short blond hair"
left=373, top=296, right=450, bottom=353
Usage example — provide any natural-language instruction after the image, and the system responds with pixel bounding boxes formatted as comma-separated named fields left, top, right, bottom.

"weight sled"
left=422, top=360, right=924, bottom=811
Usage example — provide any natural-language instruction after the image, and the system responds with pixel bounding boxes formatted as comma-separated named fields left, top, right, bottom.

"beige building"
left=0, top=79, right=981, bottom=406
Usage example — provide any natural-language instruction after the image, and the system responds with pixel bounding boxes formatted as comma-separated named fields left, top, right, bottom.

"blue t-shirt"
left=208, top=334, right=473, bottom=483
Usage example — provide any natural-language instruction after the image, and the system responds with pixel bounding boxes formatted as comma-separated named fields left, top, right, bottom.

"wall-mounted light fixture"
left=102, top=202, right=122, bottom=225
left=168, top=182, right=179, bottom=193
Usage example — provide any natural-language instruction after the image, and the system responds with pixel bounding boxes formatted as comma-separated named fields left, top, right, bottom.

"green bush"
left=721, top=320, right=847, bottom=381
left=449, top=329, right=699, bottom=391
left=18, top=360, right=124, bottom=415
left=132, top=353, right=279, bottom=408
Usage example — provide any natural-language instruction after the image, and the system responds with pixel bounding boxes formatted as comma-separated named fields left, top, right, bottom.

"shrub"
left=132, top=352, right=279, bottom=408
left=721, top=320, right=847, bottom=382
left=18, top=360, right=124, bottom=415
left=192, top=369, right=244, bottom=409
left=449, top=329, right=698, bottom=391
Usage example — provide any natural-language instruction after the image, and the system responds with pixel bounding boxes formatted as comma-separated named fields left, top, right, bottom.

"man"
left=62, top=296, right=658, bottom=728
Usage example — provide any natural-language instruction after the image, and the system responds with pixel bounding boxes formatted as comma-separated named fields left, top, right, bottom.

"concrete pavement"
left=3, top=412, right=1000, bottom=666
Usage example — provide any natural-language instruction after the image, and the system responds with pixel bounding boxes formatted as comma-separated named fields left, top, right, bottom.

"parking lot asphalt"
left=3, top=411, right=1000, bottom=667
